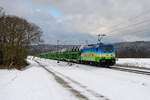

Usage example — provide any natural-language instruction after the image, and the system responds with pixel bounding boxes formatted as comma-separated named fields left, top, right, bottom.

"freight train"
left=35, top=44, right=116, bottom=67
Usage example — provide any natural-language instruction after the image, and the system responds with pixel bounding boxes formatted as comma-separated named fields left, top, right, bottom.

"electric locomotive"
left=80, top=44, right=116, bottom=67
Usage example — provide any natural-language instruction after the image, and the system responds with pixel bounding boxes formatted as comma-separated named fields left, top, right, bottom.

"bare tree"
left=0, top=8, right=43, bottom=69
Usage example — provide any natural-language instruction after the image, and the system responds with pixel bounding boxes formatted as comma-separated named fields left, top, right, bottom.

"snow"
left=116, top=58, right=150, bottom=68
left=34, top=57, right=150, bottom=100
left=0, top=58, right=77, bottom=100
left=1, top=56, right=150, bottom=100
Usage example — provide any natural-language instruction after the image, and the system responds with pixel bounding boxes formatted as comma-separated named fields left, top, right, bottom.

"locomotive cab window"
left=101, top=47, right=113, bottom=52
left=96, top=48, right=98, bottom=52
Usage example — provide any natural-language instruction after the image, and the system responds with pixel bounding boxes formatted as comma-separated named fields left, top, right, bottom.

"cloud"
left=0, top=0, right=150, bottom=44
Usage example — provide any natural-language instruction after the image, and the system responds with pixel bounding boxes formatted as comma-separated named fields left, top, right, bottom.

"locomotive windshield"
left=101, top=46, right=114, bottom=52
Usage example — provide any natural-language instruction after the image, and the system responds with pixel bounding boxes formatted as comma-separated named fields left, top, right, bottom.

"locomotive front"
left=81, top=44, right=116, bottom=67
left=100, top=45, right=116, bottom=66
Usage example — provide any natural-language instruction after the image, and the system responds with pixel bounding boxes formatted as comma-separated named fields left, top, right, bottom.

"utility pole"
left=0, top=7, right=5, bottom=17
left=85, top=40, right=88, bottom=45
left=57, top=40, right=60, bottom=63
left=97, top=34, right=106, bottom=44
left=57, top=40, right=59, bottom=52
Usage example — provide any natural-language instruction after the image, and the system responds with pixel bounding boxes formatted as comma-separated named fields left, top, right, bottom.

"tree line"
left=0, top=8, right=43, bottom=69
left=116, top=48, right=150, bottom=58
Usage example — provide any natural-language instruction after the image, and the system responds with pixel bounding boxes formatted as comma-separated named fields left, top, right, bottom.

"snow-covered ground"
left=34, top=57, right=150, bottom=100
left=0, top=59, right=78, bottom=100
left=1, top=56, right=150, bottom=100
left=116, top=58, right=150, bottom=68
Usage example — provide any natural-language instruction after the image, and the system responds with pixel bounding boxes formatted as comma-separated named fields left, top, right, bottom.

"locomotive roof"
left=81, top=44, right=113, bottom=49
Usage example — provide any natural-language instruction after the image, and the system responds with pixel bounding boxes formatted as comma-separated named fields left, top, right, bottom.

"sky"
left=0, top=0, right=150, bottom=44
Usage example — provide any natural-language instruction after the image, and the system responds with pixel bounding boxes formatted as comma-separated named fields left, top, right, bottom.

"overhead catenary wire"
left=104, top=18, right=150, bottom=35
left=102, top=9, right=150, bottom=35
left=104, top=9, right=150, bottom=32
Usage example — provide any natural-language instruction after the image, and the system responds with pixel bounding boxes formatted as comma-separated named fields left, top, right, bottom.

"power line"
left=129, top=9, right=150, bottom=21
left=103, top=9, right=150, bottom=34
left=104, top=18, right=150, bottom=35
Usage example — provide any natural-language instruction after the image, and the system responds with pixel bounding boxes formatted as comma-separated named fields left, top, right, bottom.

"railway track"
left=80, top=63, right=150, bottom=76
left=36, top=57, right=150, bottom=76
left=35, top=60, right=110, bottom=100
left=75, top=61, right=150, bottom=76
left=110, top=66, right=150, bottom=76
left=66, top=61, right=150, bottom=76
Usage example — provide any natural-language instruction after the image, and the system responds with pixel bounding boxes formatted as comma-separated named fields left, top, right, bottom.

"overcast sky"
left=0, top=0, right=150, bottom=44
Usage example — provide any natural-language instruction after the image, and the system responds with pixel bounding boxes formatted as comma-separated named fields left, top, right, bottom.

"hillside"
left=113, top=41, right=150, bottom=58
left=29, top=41, right=150, bottom=58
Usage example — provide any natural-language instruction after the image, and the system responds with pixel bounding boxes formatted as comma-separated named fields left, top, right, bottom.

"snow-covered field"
left=0, top=59, right=78, bottom=100
left=33, top=57, right=150, bottom=100
left=116, top=58, right=150, bottom=68
left=0, top=56, right=150, bottom=100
